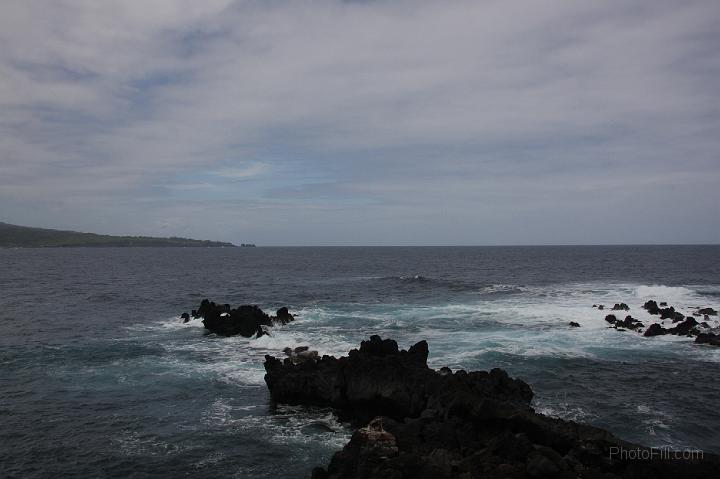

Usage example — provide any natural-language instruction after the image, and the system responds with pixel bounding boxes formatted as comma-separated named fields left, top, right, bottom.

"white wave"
left=634, top=285, right=695, bottom=302
left=123, top=280, right=720, bottom=392
left=201, top=399, right=351, bottom=449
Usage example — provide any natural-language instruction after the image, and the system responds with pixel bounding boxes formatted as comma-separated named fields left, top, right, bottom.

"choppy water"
left=1, top=246, right=719, bottom=477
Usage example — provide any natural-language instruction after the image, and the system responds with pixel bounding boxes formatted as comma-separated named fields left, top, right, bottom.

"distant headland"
left=0, top=221, right=236, bottom=248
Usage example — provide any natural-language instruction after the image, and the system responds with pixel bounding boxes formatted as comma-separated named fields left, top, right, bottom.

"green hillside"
left=0, top=222, right=235, bottom=248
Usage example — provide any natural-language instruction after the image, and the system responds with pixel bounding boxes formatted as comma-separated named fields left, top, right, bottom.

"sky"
left=0, top=0, right=718, bottom=245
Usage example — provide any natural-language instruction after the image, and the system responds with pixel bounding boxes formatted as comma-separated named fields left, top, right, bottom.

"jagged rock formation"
left=186, top=298, right=294, bottom=337
left=264, top=337, right=719, bottom=478
left=602, top=300, right=720, bottom=346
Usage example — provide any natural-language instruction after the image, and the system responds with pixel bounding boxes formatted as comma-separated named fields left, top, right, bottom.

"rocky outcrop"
left=696, top=307, right=718, bottom=316
left=568, top=321, right=580, bottom=328
left=618, top=315, right=643, bottom=330
left=695, top=332, right=720, bottom=347
left=265, top=337, right=719, bottom=478
left=189, top=298, right=294, bottom=337
left=659, top=306, right=684, bottom=322
left=603, top=299, right=718, bottom=343
left=643, top=323, right=667, bottom=337
left=604, top=314, right=643, bottom=331
left=265, top=335, right=531, bottom=424
left=642, top=317, right=699, bottom=337
left=276, top=306, right=294, bottom=324
left=672, top=316, right=698, bottom=335
left=283, top=346, right=320, bottom=364
left=611, top=302, right=630, bottom=311
left=642, top=300, right=660, bottom=315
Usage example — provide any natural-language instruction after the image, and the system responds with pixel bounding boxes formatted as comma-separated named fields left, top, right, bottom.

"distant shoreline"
left=0, top=221, right=235, bottom=248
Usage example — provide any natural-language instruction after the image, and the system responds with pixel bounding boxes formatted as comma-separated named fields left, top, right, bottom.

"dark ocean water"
left=1, top=246, right=719, bottom=478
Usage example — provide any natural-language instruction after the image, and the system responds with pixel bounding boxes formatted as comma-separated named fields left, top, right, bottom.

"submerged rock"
left=697, top=307, right=718, bottom=316
left=188, top=298, right=294, bottom=337
left=269, top=337, right=720, bottom=479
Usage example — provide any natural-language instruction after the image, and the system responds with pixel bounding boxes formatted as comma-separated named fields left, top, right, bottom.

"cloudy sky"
left=0, top=0, right=718, bottom=245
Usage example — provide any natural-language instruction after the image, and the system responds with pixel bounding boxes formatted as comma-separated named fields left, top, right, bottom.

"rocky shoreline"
left=182, top=297, right=719, bottom=476
left=264, top=336, right=719, bottom=478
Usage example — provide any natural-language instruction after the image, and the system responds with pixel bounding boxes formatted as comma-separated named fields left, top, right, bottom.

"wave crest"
left=634, top=285, right=695, bottom=301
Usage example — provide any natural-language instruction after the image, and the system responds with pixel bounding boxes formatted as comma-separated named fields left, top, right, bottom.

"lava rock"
left=697, top=307, right=718, bottom=316
left=276, top=306, right=295, bottom=324
left=670, top=316, right=699, bottom=336
left=283, top=346, right=320, bottom=364
left=264, top=335, right=532, bottom=424
left=569, top=321, right=581, bottom=328
left=180, top=312, right=190, bottom=323
left=696, top=333, right=720, bottom=347
left=616, top=315, right=643, bottom=330
left=189, top=299, right=294, bottom=337
left=295, top=338, right=720, bottom=479
left=644, top=323, right=668, bottom=337
left=611, top=303, right=630, bottom=311
left=642, top=300, right=660, bottom=315
left=659, top=307, right=684, bottom=322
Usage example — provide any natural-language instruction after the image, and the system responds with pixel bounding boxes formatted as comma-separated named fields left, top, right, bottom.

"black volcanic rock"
left=568, top=321, right=580, bottom=327
left=642, top=300, right=660, bottom=315
left=697, top=307, right=718, bottom=316
left=611, top=302, right=630, bottom=311
left=264, top=335, right=532, bottom=424
left=670, top=316, right=698, bottom=336
left=696, top=333, right=720, bottom=347
left=642, top=317, right=700, bottom=339
left=616, top=315, right=643, bottom=330
left=273, top=337, right=720, bottom=479
left=275, top=307, right=295, bottom=324
left=189, top=299, right=294, bottom=337
left=644, top=323, right=668, bottom=337
left=659, top=306, right=684, bottom=322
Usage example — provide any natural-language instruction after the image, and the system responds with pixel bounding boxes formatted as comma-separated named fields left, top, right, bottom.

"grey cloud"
left=0, top=0, right=718, bottom=244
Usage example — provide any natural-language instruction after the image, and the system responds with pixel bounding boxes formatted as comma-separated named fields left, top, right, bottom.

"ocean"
left=1, top=245, right=719, bottom=478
